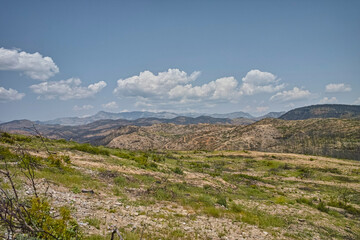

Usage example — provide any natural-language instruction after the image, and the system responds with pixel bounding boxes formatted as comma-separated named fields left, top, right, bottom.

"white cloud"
left=113, top=69, right=285, bottom=109
left=30, top=78, right=106, bottom=100
left=0, top=87, right=25, bottom=102
left=0, top=47, right=59, bottom=80
left=73, top=104, right=94, bottom=111
left=240, top=69, right=284, bottom=95
left=270, top=87, right=311, bottom=102
left=114, top=69, right=200, bottom=98
left=168, top=77, right=239, bottom=101
left=319, top=97, right=338, bottom=104
left=354, top=97, right=360, bottom=105
left=325, top=83, right=351, bottom=93
left=102, top=101, right=118, bottom=110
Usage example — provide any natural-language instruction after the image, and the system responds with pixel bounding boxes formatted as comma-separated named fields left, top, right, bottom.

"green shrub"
left=173, top=167, right=184, bottom=175
left=85, top=217, right=102, bottom=230
left=230, top=203, right=243, bottom=213
left=328, top=200, right=360, bottom=216
left=71, top=143, right=110, bottom=155
left=150, top=153, right=165, bottom=162
left=216, top=196, right=227, bottom=207
left=316, top=201, right=329, bottom=213
left=1, top=132, right=15, bottom=144
left=26, top=197, right=81, bottom=239
left=203, top=206, right=222, bottom=218
left=62, top=155, right=71, bottom=164
left=114, top=176, right=127, bottom=187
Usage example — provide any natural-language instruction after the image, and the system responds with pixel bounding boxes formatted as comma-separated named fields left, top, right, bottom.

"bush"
left=216, top=196, right=227, bottom=207
left=26, top=198, right=81, bottom=239
left=0, top=135, right=82, bottom=239
left=173, top=167, right=184, bottom=175
left=0, top=150, right=82, bottom=239
left=71, top=143, right=110, bottom=155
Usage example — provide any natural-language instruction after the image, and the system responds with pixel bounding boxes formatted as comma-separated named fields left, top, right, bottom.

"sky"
left=0, top=0, right=359, bottom=122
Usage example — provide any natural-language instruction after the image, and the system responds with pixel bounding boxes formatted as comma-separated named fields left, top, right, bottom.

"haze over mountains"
left=38, top=110, right=277, bottom=126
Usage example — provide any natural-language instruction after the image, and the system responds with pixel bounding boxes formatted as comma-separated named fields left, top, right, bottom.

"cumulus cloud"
left=73, top=104, right=94, bottom=111
left=319, top=97, right=338, bottom=104
left=114, top=69, right=200, bottom=98
left=270, top=87, right=311, bottom=102
left=240, top=69, right=284, bottom=95
left=325, top=83, right=351, bottom=93
left=102, top=101, right=118, bottom=110
left=169, top=77, right=239, bottom=101
left=30, top=78, right=106, bottom=100
left=0, top=87, right=25, bottom=102
left=114, top=69, right=285, bottom=109
left=0, top=47, right=59, bottom=80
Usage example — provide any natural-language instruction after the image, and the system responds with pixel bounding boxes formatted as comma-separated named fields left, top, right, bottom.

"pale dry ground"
left=5, top=142, right=360, bottom=239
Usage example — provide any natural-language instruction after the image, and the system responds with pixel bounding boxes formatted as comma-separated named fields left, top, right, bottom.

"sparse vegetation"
left=1, top=132, right=360, bottom=239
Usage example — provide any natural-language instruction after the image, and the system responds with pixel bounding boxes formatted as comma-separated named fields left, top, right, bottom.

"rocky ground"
left=1, top=134, right=360, bottom=239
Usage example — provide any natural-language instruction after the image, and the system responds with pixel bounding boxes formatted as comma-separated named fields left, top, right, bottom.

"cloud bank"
left=319, top=97, right=338, bottom=104
left=270, top=87, right=311, bottom=102
left=325, top=83, right=351, bottom=93
left=114, top=69, right=287, bottom=108
left=73, top=104, right=94, bottom=111
left=102, top=101, right=119, bottom=110
left=0, top=47, right=59, bottom=80
left=0, top=87, right=25, bottom=102
left=30, top=78, right=106, bottom=100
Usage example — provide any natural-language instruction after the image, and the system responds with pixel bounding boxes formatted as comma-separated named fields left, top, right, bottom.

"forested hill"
left=279, top=104, right=360, bottom=120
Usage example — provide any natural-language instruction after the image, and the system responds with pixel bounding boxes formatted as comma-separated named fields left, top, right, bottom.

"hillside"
left=1, top=133, right=360, bottom=239
left=0, top=116, right=251, bottom=143
left=279, top=104, right=360, bottom=120
left=1, top=118, right=359, bottom=160
left=104, top=118, right=360, bottom=160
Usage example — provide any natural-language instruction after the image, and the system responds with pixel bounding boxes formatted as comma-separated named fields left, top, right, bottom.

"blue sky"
left=0, top=0, right=359, bottom=121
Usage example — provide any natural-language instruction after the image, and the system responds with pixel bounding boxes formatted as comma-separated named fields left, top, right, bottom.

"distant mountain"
left=0, top=120, right=36, bottom=135
left=254, top=111, right=286, bottom=120
left=38, top=110, right=256, bottom=126
left=40, top=111, right=180, bottom=126
left=208, top=112, right=254, bottom=119
left=279, top=104, right=360, bottom=120
left=0, top=116, right=248, bottom=143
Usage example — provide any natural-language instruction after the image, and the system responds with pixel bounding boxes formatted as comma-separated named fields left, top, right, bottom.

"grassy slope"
left=1, top=133, right=360, bottom=239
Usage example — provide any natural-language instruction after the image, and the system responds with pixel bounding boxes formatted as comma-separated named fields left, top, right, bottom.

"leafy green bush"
left=85, top=217, right=102, bottom=230
left=216, top=196, right=227, bottom=207
left=71, top=143, right=110, bottom=155
left=173, top=167, right=184, bottom=175
left=26, top=197, right=81, bottom=239
left=1, top=132, right=15, bottom=144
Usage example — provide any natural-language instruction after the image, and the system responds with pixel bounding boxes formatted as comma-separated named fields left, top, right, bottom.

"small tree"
left=0, top=142, right=81, bottom=239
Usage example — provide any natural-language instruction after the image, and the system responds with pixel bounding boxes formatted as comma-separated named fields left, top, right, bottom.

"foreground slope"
left=1, top=133, right=360, bottom=239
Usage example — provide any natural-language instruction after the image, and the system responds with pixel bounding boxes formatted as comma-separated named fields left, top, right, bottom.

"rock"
left=81, top=189, right=94, bottom=194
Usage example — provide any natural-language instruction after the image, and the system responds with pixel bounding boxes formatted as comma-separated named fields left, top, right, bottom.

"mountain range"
left=0, top=104, right=359, bottom=160
left=38, top=110, right=284, bottom=126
